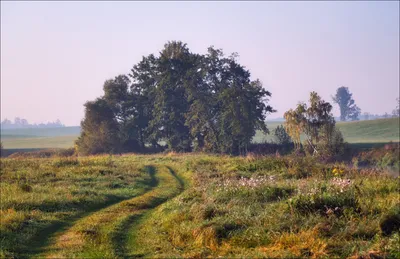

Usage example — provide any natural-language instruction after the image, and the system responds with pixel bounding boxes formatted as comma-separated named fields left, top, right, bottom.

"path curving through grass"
left=35, top=165, right=184, bottom=258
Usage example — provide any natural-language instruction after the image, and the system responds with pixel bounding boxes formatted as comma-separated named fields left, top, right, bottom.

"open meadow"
left=1, top=118, right=399, bottom=155
left=1, top=151, right=399, bottom=258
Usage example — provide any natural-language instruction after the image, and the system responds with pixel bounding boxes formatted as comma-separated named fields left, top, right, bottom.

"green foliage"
left=75, top=98, right=121, bottom=155
left=76, top=42, right=274, bottom=155
left=356, top=143, right=400, bottom=171
left=274, top=125, right=292, bottom=145
left=333, top=86, right=361, bottom=121
left=284, top=91, right=345, bottom=157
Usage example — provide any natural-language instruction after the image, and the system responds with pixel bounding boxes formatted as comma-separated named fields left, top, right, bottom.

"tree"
left=148, top=41, right=193, bottom=152
left=75, top=98, right=121, bottom=155
left=76, top=42, right=275, bottom=155
left=274, top=125, right=292, bottom=145
left=284, top=91, right=344, bottom=156
left=333, top=86, right=361, bottom=121
left=393, top=98, right=400, bottom=117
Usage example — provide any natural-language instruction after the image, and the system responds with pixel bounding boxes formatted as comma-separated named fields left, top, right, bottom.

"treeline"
left=1, top=118, right=64, bottom=129
left=76, top=41, right=274, bottom=155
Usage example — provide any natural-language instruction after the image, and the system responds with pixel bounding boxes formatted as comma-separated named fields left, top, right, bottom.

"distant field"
left=0, top=126, right=80, bottom=137
left=1, top=135, right=78, bottom=149
left=1, top=126, right=80, bottom=149
left=253, top=117, right=400, bottom=144
left=336, top=117, right=400, bottom=143
left=1, top=119, right=399, bottom=150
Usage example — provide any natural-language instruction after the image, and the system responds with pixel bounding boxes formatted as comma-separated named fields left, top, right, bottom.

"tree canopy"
left=332, top=86, right=361, bottom=121
left=284, top=92, right=344, bottom=156
left=76, top=41, right=275, bottom=155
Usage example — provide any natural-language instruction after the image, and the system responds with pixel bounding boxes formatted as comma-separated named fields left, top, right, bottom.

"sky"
left=1, top=1, right=399, bottom=126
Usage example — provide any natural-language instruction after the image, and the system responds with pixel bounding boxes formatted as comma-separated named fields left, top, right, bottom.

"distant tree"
left=284, top=91, right=344, bottom=156
left=332, top=86, right=361, bottom=121
left=1, top=117, right=64, bottom=129
left=75, top=98, right=121, bottom=155
left=274, top=125, right=292, bottom=145
left=76, top=42, right=275, bottom=155
left=383, top=112, right=389, bottom=119
left=0, top=141, right=3, bottom=157
left=363, top=112, right=370, bottom=120
left=393, top=98, right=400, bottom=117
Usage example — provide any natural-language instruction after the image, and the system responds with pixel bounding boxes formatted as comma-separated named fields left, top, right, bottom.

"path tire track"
left=35, top=165, right=184, bottom=259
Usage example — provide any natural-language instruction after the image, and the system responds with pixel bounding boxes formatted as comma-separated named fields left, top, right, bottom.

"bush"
left=380, top=205, right=400, bottom=236
left=274, top=125, right=292, bottom=145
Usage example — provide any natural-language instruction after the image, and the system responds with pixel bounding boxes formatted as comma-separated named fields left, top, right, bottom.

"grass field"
left=253, top=118, right=400, bottom=144
left=1, top=118, right=399, bottom=151
left=0, top=126, right=80, bottom=150
left=0, top=154, right=399, bottom=258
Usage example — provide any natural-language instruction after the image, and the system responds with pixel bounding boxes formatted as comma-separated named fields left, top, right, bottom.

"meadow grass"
left=1, top=118, right=399, bottom=152
left=1, top=135, right=77, bottom=149
left=0, top=155, right=153, bottom=258
left=0, top=153, right=399, bottom=258
left=132, top=155, right=400, bottom=258
left=252, top=117, right=400, bottom=144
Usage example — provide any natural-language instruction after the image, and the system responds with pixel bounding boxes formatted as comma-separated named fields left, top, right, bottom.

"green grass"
left=1, top=126, right=80, bottom=150
left=0, top=126, right=80, bottom=137
left=336, top=118, right=400, bottom=143
left=1, top=153, right=399, bottom=258
left=1, top=118, right=398, bottom=151
left=253, top=118, right=400, bottom=144
left=131, top=155, right=400, bottom=258
left=1, top=135, right=77, bottom=149
left=0, top=155, right=152, bottom=258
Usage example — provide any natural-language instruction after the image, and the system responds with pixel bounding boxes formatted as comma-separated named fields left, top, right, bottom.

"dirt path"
left=33, top=165, right=184, bottom=259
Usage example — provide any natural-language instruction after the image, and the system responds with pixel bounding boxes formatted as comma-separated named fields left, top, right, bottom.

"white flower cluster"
left=215, top=175, right=276, bottom=192
left=296, top=178, right=353, bottom=196
left=330, top=177, right=352, bottom=193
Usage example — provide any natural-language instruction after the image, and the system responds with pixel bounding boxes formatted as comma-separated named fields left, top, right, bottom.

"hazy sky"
left=1, top=1, right=399, bottom=126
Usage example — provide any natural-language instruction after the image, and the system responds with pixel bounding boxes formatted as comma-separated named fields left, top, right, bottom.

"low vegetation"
left=0, top=156, right=155, bottom=257
left=0, top=151, right=398, bottom=258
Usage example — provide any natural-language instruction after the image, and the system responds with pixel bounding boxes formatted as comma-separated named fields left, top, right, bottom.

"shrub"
left=380, top=205, right=400, bottom=236
left=274, top=125, right=292, bottom=145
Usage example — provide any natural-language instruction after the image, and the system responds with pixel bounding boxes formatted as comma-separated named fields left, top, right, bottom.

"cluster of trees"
left=1, top=118, right=64, bottom=129
left=284, top=92, right=344, bottom=157
left=76, top=41, right=274, bottom=155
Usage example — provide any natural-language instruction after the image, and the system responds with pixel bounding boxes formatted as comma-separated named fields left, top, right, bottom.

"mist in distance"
left=1, top=1, right=399, bottom=126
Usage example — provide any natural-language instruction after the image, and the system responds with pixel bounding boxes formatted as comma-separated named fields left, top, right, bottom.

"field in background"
left=253, top=118, right=400, bottom=145
left=1, top=118, right=399, bottom=151
left=1, top=127, right=80, bottom=150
